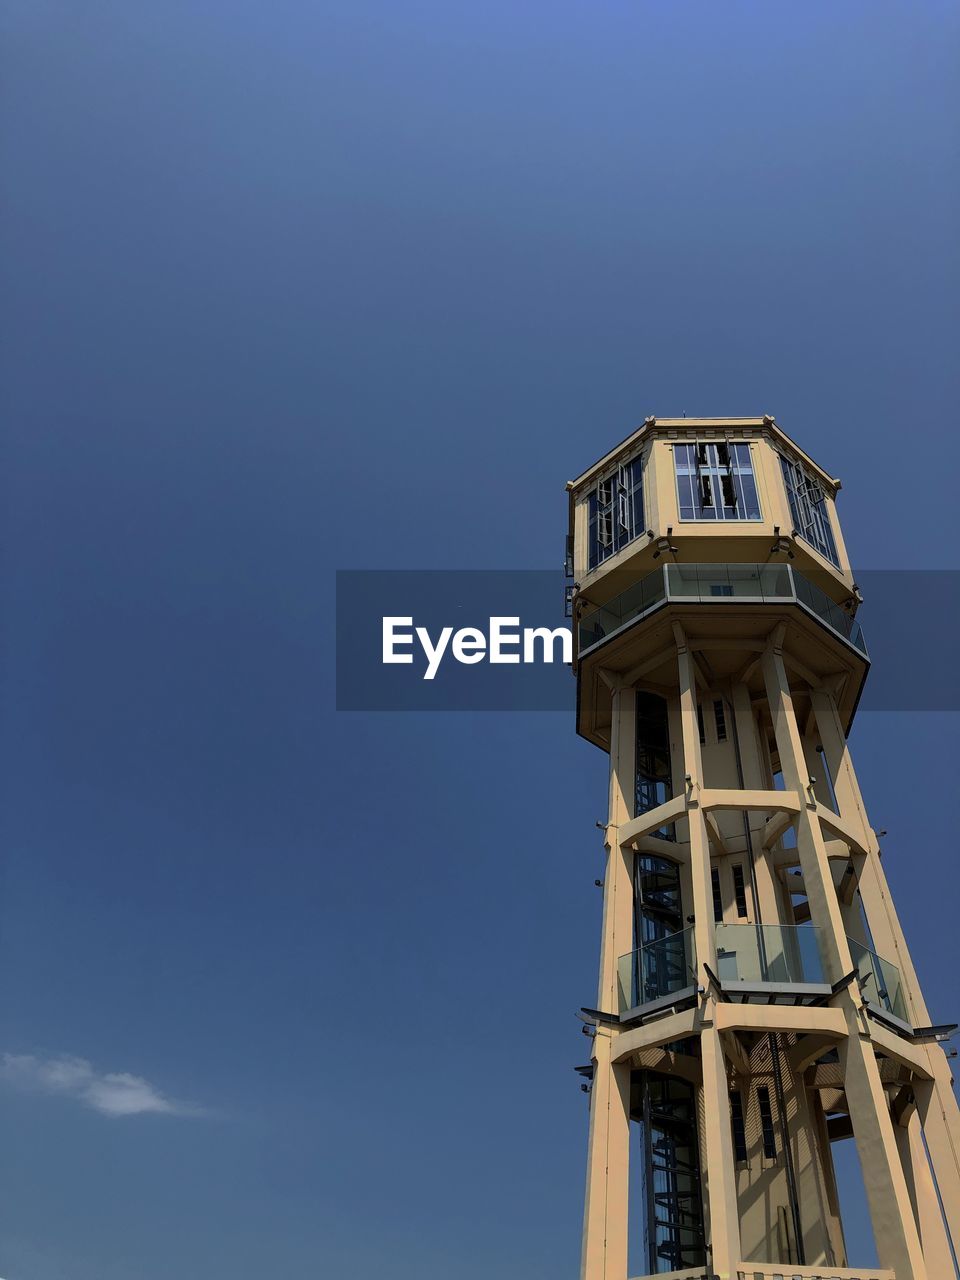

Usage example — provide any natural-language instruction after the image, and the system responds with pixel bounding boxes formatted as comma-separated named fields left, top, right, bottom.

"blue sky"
left=0, top=2, right=958, bottom=1277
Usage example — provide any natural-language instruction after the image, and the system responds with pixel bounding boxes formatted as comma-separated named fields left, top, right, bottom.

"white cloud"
left=0, top=1053, right=204, bottom=1118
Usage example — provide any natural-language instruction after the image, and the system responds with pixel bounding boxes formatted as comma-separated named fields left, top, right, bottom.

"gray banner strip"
left=335, top=570, right=960, bottom=712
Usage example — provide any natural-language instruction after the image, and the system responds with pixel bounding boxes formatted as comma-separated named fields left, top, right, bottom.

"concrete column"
left=730, top=681, right=781, bottom=927
left=676, top=628, right=742, bottom=1278
left=809, top=688, right=871, bottom=849
left=857, top=848, right=960, bottom=1254
left=582, top=685, right=636, bottom=1280
left=813, top=1102, right=848, bottom=1266
left=675, top=631, right=717, bottom=977
left=856, top=852, right=929, bottom=1023
left=699, top=1025, right=742, bottom=1280
left=764, top=644, right=928, bottom=1278
left=580, top=1029, right=631, bottom=1280
left=838, top=1008, right=929, bottom=1280
left=597, top=686, right=636, bottom=1015
left=915, top=1075, right=960, bottom=1265
left=761, top=639, right=852, bottom=983
left=814, top=687, right=960, bottom=1259
left=896, top=1102, right=959, bottom=1280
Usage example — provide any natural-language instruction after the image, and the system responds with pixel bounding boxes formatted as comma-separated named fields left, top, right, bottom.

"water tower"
left=566, top=416, right=959, bottom=1280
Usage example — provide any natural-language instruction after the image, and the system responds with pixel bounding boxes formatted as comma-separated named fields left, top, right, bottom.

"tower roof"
left=565, top=416, right=840, bottom=498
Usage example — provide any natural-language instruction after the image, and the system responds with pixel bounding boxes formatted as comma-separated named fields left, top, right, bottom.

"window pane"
left=738, top=471, right=761, bottom=519
left=780, top=453, right=839, bottom=566
left=590, top=456, right=645, bottom=563
left=676, top=439, right=761, bottom=521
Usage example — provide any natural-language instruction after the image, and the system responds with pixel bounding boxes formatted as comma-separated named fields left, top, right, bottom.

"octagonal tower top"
left=566, top=416, right=867, bottom=744
left=565, top=416, right=854, bottom=601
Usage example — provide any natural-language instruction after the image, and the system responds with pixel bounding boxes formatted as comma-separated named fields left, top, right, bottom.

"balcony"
left=734, top=1267, right=895, bottom=1280
left=849, top=939, right=909, bottom=1027
left=617, top=927, right=697, bottom=1017
left=626, top=1266, right=894, bottom=1280
left=578, top=562, right=866, bottom=658
left=714, top=923, right=830, bottom=1004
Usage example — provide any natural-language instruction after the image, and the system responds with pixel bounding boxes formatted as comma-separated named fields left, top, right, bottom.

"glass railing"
left=664, top=562, right=795, bottom=601
left=793, top=570, right=867, bottom=653
left=849, top=938, right=909, bottom=1023
left=617, top=926, right=696, bottom=1013
left=577, top=567, right=667, bottom=652
left=578, top=562, right=867, bottom=657
left=715, top=922, right=826, bottom=986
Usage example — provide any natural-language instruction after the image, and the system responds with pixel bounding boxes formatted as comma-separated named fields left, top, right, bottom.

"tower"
left=566, top=417, right=960, bottom=1280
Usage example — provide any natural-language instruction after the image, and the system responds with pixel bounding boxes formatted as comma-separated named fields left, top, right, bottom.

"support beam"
left=700, top=1025, right=742, bottom=1277
left=611, top=1008, right=699, bottom=1062
left=780, top=649, right=828, bottom=690
left=702, top=787, right=800, bottom=814
left=764, top=639, right=929, bottom=1278
left=729, top=680, right=783, bottom=927
left=763, top=808, right=798, bottom=849
left=579, top=1031, right=631, bottom=1280
left=895, top=1105, right=959, bottom=1280
left=721, top=1029, right=753, bottom=1076
left=674, top=623, right=742, bottom=1275
left=840, top=1009, right=930, bottom=1280
left=705, top=811, right=730, bottom=856
left=686, top=638, right=765, bottom=653
left=596, top=690, right=635, bottom=1017
left=715, top=1002, right=846, bottom=1039
left=581, top=688, right=635, bottom=1280
left=915, top=1076, right=960, bottom=1260
left=617, top=794, right=688, bottom=847
left=789, top=1033, right=843, bottom=1075
left=814, top=686, right=960, bottom=1260
left=621, top=645, right=677, bottom=688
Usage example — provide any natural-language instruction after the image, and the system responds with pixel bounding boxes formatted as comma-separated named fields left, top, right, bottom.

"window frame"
left=757, top=1085, right=778, bottom=1160
left=673, top=440, right=764, bottom=524
left=711, top=867, right=723, bottom=922
left=732, top=864, right=749, bottom=918
left=730, top=1089, right=748, bottom=1162
left=778, top=451, right=840, bottom=569
left=635, top=691, right=675, bottom=841
left=587, top=451, right=646, bottom=570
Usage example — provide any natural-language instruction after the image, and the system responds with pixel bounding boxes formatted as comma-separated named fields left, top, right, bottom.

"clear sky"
left=0, top=3, right=958, bottom=1277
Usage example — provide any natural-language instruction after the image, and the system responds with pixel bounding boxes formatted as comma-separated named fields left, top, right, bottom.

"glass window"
left=713, top=699, right=727, bottom=742
left=629, top=857, right=691, bottom=1011
left=636, top=692, right=674, bottom=840
left=588, top=454, right=645, bottom=569
left=634, top=1072, right=706, bottom=1274
left=711, top=867, right=723, bottom=922
left=732, top=864, right=748, bottom=918
left=675, top=441, right=761, bottom=522
left=779, top=454, right=840, bottom=567
left=634, top=855, right=683, bottom=945
left=730, top=1090, right=748, bottom=1162
left=757, top=1086, right=777, bottom=1159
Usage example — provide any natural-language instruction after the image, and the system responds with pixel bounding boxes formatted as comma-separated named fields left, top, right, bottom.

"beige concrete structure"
left=566, top=418, right=959, bottom=1280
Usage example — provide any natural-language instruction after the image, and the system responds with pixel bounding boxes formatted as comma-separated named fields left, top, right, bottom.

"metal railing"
left=578, top=563, right=866, bottom=658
